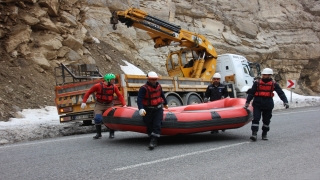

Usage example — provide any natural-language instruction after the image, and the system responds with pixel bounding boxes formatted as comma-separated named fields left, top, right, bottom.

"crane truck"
left=109, top=8, right=260, bottom=97
left=54, top=8, right=260, bottom=124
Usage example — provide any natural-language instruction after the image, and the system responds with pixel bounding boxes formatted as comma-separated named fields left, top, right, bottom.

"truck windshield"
left=243, top=64, right=254, bottom=77
left=168, top=53, right=179, bottom=71
left=181, top=50, right=197, bottom=65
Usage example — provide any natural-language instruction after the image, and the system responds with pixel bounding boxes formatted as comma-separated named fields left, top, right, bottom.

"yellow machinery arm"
left=110, top=8, right=218, bottom=80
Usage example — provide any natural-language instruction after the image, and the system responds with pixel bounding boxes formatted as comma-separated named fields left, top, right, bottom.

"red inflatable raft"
left=102, top=98, right=253, bottom=136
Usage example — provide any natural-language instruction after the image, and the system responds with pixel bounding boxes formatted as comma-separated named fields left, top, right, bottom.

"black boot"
left=149, top=136, right=158, bottom=150
left=210, top=130, right=219, bottom=134
left=109, top=129, right=115, bottom=139
left=250, top=131, right=257, bottom=141
left=93, top=125, right=102, bottom=139
left=262, top=131, right=268, bottom=140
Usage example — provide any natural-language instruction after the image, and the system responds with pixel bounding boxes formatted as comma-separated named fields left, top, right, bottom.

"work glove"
left=203, top=98, right=208, bottom=103
left=284, top=103, right=289, bottom=109
left=163, top=105, right=169, bottom=109
left=81, top=103, right=87, bottom=109
left=123, top=105, right=127, bottom=107
left=139, top=109, right=146, bottom=116
left=243, top=103, right=249, bottom=109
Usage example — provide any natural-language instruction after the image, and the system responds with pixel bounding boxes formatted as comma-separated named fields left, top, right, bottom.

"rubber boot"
left=262, top=131, right=268, bottom=140
left=109, top=129, right=115, bottom=139
left=250, top=131, right=257, bottom=141
left=93, top=125, right=102, bottom=139
left=148, top=136, right=158, bottom=150
left=210, top=130, right=219, bottom=134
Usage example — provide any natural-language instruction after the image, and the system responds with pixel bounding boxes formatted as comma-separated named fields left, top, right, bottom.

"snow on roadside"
left=0, top=106, right=59, bottom=127
left=0, top=107, right=102, bottom=145
left=273, top=89, right=320, bottom=110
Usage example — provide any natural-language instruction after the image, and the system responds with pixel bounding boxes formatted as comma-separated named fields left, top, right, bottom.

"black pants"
left=251, top=105, right=273, bottom=132
left=143, top=107, right=163, bottom=137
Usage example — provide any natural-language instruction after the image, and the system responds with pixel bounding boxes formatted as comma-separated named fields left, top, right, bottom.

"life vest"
left=254, top=80, right=275, bottom=97
left=142, top=83, right=164, bottom=106
left=96, top=82, right=114, bottom=102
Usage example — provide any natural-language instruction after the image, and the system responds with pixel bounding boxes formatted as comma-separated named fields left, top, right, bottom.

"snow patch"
left=92, top=36, right=100, bottom=43
left=120, top=60, right=146, bottom=75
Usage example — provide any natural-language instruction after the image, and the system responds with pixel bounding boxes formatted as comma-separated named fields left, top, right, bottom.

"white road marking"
left=0, top=131, right=131, bottom=149
left=273, top=109, right=319, bottom=116
left=0, top=134, right=92, bottom=149
left=114, top=141, right=250, bottom=171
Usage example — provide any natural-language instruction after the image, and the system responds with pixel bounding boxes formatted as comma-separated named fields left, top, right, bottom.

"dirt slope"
left=0, top=41, right=163, bottom=121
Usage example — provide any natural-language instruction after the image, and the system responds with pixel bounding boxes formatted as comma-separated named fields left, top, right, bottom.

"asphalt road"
left=0, top=106, right=319, bottom=180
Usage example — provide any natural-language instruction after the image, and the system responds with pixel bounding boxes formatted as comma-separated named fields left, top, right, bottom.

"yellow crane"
left=110, top=8, right=218, bottom=80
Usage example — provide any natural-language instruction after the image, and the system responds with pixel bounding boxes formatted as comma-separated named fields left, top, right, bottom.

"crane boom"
left=110, top=8, right=217, bottom=58
left=110, top=8, right=218, bottom=79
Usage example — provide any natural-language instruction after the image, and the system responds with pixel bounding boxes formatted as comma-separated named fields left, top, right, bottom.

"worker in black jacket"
left=244, top=68, right=289, bottom=141
left=204, top=73, right=229, bottom=102
left=204, top=72, right=229, bottom=134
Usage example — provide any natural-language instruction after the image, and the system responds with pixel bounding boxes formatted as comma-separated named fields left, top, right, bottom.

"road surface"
left=0, top=106, right=319, bottom=180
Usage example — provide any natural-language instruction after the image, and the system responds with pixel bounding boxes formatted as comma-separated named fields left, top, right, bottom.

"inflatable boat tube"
left=102, top=98, right=253, bottom=136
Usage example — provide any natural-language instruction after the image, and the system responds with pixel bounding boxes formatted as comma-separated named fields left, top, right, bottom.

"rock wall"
left=0, top=0, right=319, bottom=96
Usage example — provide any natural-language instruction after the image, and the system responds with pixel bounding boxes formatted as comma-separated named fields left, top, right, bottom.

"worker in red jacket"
left=81, top=73, right=126, bottom=139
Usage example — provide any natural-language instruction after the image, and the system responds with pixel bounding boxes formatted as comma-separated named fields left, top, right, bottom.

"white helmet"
left=261, top=68, right=273, bottom=75
left=147, top=71, right=159, bottom=79
left=212, top=73, right=221, bottom=79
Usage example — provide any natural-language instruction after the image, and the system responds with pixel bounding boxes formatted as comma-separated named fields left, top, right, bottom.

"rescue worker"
left=137, top=71, right=168, bottom=150
left=81, top=73, right=126, bottom=139
left=204, top=73, right=229, bottom=103
left=244, top=68, right=289, bottom=141
left=204, top=73, right=229, bottom=134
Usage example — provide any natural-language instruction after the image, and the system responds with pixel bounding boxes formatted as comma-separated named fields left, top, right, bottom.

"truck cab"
left=216, top=54, right=257, bottom=98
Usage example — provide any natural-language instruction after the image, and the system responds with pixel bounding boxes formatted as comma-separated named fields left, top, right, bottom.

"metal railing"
left=54, top=63, right=103, bottom=86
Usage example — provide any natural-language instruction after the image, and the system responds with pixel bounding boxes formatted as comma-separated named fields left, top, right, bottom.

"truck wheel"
left=187, top=95, right=201, bottom=105
left=166, top=96, right=182, bottom=107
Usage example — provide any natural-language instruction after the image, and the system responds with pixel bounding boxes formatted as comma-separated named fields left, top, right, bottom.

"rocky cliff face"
left=0, top=0, right=319, bottom=120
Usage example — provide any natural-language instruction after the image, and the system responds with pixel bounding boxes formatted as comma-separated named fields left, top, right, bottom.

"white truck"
left=215, top=53, right=260, bottom=98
